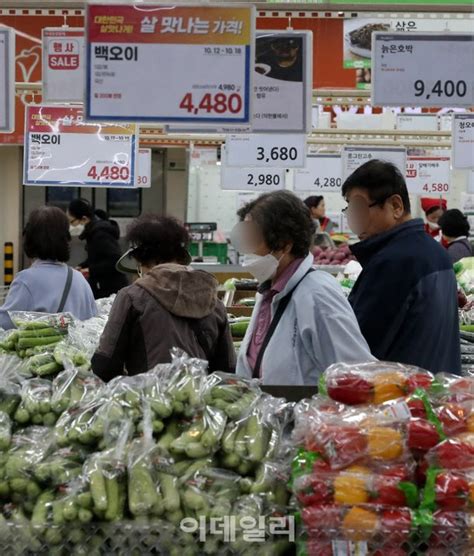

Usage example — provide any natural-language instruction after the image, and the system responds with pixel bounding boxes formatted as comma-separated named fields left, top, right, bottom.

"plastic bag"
left=14, top=378, right=56, bottom=427
left=321, top=361, right=435, bottom=406
left=51, top=368, right=105, bottom=414
left=0, top=411, right=11, bottom=451
left=54, top=398, right=102, bottom=447
left=202, top=372, right=261, bottom=420
left=0, top=366, right=21, bottom=417
left=33, top=446, right=87, bottom=487
left=425, top=434, right=474, bottom=471
left=420, top=466, right=474, bottom=512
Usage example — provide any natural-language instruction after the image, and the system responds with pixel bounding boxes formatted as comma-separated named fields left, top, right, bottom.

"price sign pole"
left=0, top=27, right=15, bottom=133
left=452, top=114, right=474, bottom=170
left=86, top=4, right=255, bottom=124
left=372, top=32, right=474, bottom=107
left=24, top=105, right=137, bottom=187
left=294, top=154, right=342, bottom=192
left=225, top=134, right=306, bottom=168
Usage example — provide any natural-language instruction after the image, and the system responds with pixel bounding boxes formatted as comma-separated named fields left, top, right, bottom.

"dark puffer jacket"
left=79, top=218, right=128, bottom=299
left=91, top=263, right=236, bottom=381
left=349, top=219, right=461, bottom=375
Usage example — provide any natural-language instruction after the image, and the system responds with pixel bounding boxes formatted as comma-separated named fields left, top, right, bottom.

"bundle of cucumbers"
left=0, top=348, right=293, bottom=554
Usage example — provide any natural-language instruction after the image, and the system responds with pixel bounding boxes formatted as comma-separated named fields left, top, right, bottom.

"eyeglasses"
left=342, top=196, right=391, bottom=216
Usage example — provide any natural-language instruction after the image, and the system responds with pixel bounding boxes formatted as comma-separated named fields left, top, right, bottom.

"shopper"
left=439, top=209, right=473, bottom=264
left=91, top=215, right=235, bottom=381
left=421, top=197, right=447, bottom=241
left=94, top=209, right=121, bottom=240
left=342, top=160, right=461, bottom=375
left=68, top=199, right=128, bottom=299
left=304, top=195, right=335, bottom=233
left=0, top=207, right=97, bottom=329
left=233, top=190, right=374, bottom=385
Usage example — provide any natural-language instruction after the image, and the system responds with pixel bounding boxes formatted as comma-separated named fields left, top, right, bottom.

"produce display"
left=292, top=363, right=474, bottom=555
left=312, top=244, right=357, bottom=267
left=0, top=313, right=293, bottom=556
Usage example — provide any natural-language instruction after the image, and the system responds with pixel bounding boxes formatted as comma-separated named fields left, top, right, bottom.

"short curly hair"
left=237, top=191, right=315, bottom=258
left=126, top=214, right=191, bottom=266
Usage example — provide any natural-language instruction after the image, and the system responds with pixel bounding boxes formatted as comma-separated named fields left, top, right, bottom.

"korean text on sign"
left=24, top=105, right=137, bottom=187
left=85, top=4, right=255, bottom=124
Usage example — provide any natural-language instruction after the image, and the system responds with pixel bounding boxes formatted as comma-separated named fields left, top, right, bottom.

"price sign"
left=42, top=28, right=85, bottom=103
left=396, top=114, right=438, bottom=131
left=221, top=163, right=285, bottom=191
left=24, top=105, right=137, bottom=187
left=0, top=27, right=14, bottom=133
left=342, top=146, right=407, bottom=180
left=372, top=33, right=474, bottom=107
left=294, top=154, right=342, bottom=192
left=253, top=31, right=312, bottom=133
left=85, top=4, right=254, bottom=124
left=225, top=134, right=306, bottom=168
left=136, top=148, right=151, bottom=188
left=406, top=156, right=450, bottom=195
left=452, top=114, right=474, bottom=169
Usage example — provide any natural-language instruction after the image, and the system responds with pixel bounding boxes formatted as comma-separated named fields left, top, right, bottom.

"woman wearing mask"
left=233, top=191, right=374, bottom=385
left=0, top=207, right=97, bottom=329
left=68, top=199, right=128, bottom=299
left=439, top=209, right=473, bottom=264
left=304, top=195, right=335, bottom=233
left=91, top=215, right=235, bottom=381
left=421, top=198, right=447, bottom=241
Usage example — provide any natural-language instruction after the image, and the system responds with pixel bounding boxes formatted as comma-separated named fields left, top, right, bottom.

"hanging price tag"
left=85, top=3, right=254, bottom=124
left=225, top=133, right=306, bottom=168
left=406, top=156, right=451, bottom=195
left=294, top=154, right=342, bottom=192
left=372, top=32, right=474, bottom=107
left=342, top=146, right=407, bottom=180
left=452, top=114, right=474, bottom=170
left=221, top=163, right=285, bottom=191
left=42, top=28, right=85, bottom=103
left=0, top=27, right=15, bottom=133
left=24, top=105, right=137, bottom=187
left=396, top=114, right=438, bottom=131
left=136, top=148, right=152, bottom=188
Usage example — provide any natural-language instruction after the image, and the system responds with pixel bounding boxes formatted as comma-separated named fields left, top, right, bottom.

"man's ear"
left=391, top=195, right=405, bottom=218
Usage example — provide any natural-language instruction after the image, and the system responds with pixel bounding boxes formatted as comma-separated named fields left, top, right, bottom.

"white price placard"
left=406, top=156, right=450, bottom=195
left=253, top=31, right=312, bottom=133
left=372, top=32, right=474, bottom=107
left=136, top=148, right=151, bottom=188
left=396, top=114, right=438, bottom=132
left=221, top=163, right=285, bottom=191
left=0, top=27, right=15, bottom=133
left=342, top=146, right=407, bottom=180
left=225, top=133, right=306, bottom=168
left=24, top=105, right=137, bottom=187
left=294, top=154, right=342, bottom=192
left=85, top=4, right=255, bottom=124
left=42, top=28, right=85, bottom=103
left=452, top=114, right=474, bottom=169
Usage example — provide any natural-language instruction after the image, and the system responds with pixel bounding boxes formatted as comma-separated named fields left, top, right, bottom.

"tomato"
left=407, top=419, right=440, bottom=451
left=435, top=472, right=470, bottom=511
left=381, top=509, right=412, bottom=545
left=434, top=436, right=474, bottom=470
left=406, top=372, right=434, bottom=394
left=437, top=404, right=469, bottom=436
left=327, top=373, right=373, bottom=405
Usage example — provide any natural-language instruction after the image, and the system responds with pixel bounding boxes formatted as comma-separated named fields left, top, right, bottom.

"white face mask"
left=242, top=253, right=281, bottom=284
left=69, top=224, right=85, bottom=237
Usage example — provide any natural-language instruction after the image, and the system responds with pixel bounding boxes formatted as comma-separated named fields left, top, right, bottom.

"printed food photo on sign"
left=253, top=32, right=311, bottom=133
left=343, top=19, right=390, bottom=69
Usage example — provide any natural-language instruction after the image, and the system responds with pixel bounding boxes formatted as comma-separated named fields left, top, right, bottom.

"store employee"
left=233, top=190, right=374, bottom=386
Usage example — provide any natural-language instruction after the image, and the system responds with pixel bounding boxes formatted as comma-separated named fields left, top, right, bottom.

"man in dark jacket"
left=342, top=160, right=461, bottom=375
left=68, top=199, right=128, bottom=299
left=91, top=215, right=236, bottom=381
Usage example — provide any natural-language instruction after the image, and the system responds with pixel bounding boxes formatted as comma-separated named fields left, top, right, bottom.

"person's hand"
left=78, top=267, right=90, bottom=278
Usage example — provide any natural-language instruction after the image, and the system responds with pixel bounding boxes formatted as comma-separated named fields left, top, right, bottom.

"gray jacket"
left=236, top=254, right=374, bottom=385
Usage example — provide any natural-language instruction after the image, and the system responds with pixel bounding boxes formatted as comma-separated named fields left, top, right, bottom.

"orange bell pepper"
left=373, top=371, right=407, bottom=404
left=334, top=466, right=370, bottom=505
left=367, top=426, right=404, bottom=461
left=342, top=507, right=379, bottom=541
